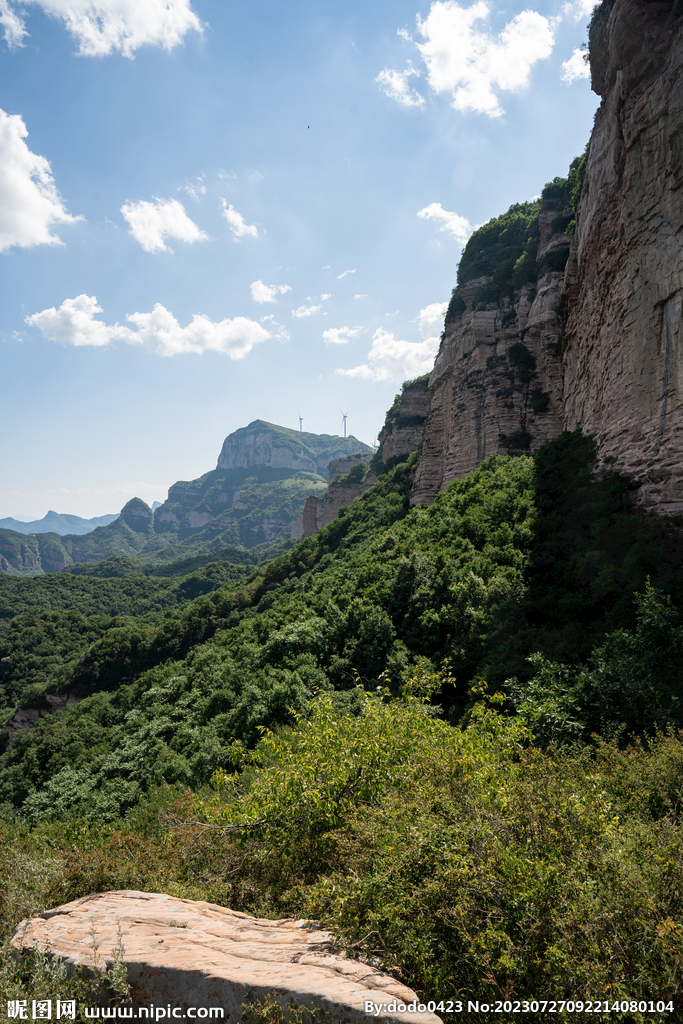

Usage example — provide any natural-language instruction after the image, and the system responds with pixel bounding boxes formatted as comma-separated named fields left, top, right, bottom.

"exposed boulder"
left=13, top=891, right=440, bottom=1024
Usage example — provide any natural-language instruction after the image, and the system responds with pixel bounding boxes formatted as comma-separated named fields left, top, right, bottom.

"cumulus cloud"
left=337, top=268, right=356, bottom=279
left=0, top=109, right=82, bottom=252
left=120, top=197, right=208, bottom=253
left=563, top=0, right=596, bottom=21
left=250, top=280, right=292, bottom=304
left=221, top=200, right=258, bottom=240
left=336, top=327, right=438, bottom=382
left=417, top=202, right=475, bottom=245
left=292, top=304, right=321, bottom=318
left=414, top=1, right=555, bottom=117
left=322, top=326, right=363, bottom=345
left=0, top=0, right=27, bottom=47
left=25, top=294, right=274, bottom=358
left=376, top=63, right=426, bottom=109
left=561, top=46, right=590, bottom=83
left=2, top=0, right=202, bottom=56
left=417, top=301, right=448, bottom=339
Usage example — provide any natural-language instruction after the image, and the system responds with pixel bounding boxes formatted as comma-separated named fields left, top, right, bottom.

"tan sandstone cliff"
left=412, top=0, right=683, bottom=512
left=411, top=203, right=569, bottom=506
left=561, top=0, right=683, bottom=511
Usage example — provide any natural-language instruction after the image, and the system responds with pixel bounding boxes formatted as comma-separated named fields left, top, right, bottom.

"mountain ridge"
left=0, top=511, right=119, bottom=537
left=0, top=422, right=372, bottom=575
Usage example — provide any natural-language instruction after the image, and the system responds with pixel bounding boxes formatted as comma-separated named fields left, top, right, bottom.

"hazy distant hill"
left=0, top=421, right=372, bottom=574
left=0, top=512, right=119, bottom=537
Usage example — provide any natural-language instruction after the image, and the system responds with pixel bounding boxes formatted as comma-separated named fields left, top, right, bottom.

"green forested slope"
left=2, top=432, right=683, bottom=824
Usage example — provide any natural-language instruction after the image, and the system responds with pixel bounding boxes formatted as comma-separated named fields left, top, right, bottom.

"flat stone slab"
left=13, top=891, right=441, bottom=1024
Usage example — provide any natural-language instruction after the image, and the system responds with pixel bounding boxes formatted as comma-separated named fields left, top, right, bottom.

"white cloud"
left=248, top=170, right=265, bottom=185
left=292, top=304, right=321, bottom=318
left=354, top=294, right=368, bottom=299
left=417, top=301, right=448, bottom=339
left=561, top=46, right=590, bottom=83
left=26, top=294, right=274, bottom=358
left=181, top=177, right=206, bottom=201
left=337, top=268, right=356, bottom=279
left=120, top=197, right=208, bottom=253
left=321, top=264, right=330, bottom=270
left=397, top=27, right=413, bottom=42
left=417, top=202, right=475, bottom=245
left=336, top=327, right=438, bottom=382
left=0, top=109, right=82, bottom=252
left=2, top=0, right=202, bottom=57
left=320, top=293, right=332, bottom=301
left=322, top=326, right=363, bottom=345
left=415, top=1, right=555, bottom=117
left=0, top=0, right=27, bottom=47
left=376, top=64, right=426, bottom=109
left=221, top=200, right=258, bottom=240
left=563, top=0, right=596, bottom=21
left=250, top=280, right=292, bottom=303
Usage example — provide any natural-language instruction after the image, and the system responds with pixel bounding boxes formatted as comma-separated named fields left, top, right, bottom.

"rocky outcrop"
left=412, top=209, right=568, bottom=506
left=1, top=424, right=373, bottom=573
left=320, top=470, right=378, bottom=529
left=378, top=379, right=430, bottom=463
left=120, top=498, right=155, bottom=534
left=4, top=693, right=79, bottom=744
left=13, top=891, right=440, bottom=1024
left=0, top=531, right=70, bottom=575
left=413, top=0, right=683, bottom=513
left=293, top=456, right=376, bottom=537
left=328, top=454, right=373, bottom=483
left=216, top=421, right=371, bottom=479
left=561, top=0, right=683, bottom=512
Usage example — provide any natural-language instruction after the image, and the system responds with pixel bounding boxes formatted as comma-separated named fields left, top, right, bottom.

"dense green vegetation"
left=2, top=683, right=682, bottom=1020
left=2, top=419, right=683, bottom=1018
left=2, top=431, right=683, bottom=826
left=444, top=159, right=578, bottom=326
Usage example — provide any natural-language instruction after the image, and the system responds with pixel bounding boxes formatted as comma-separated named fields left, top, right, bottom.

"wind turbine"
left=340, top=409, right=348, bottom=439
left=299, top=415, right=303, bottom=432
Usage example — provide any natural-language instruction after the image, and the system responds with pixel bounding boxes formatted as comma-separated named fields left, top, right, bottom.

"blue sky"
left=0, top=0, right=598, bottom=518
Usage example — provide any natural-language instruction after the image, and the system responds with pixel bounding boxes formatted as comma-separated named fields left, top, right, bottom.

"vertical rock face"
left=119, top=497, right=155, bottom=533
left=411, top=203, right=569, bottom=507
left=412, top=0, right=683, bottom=513
left=562, top=0, right=683, bottom=512
left=302, top=495, right=320, bottom=538
left=378, top=378, right=431, bottom=462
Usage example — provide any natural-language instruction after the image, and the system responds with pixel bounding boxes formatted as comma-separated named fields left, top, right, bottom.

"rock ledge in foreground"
left=12, top=891, right=441, bottom=1024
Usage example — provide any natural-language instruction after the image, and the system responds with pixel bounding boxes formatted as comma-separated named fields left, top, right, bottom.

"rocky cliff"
left=561, top=0, right=683, bottom=511
left=378, top=376, right=431, bottom=463
left=216, top=420, right=368, bottom=478
left=412, top=188, right=570, bottom=506
left=412, top=0, right=683, bottom=512
left=0, top=424, right=373, bottom=573
left=295, top=377, right=433, bottom=536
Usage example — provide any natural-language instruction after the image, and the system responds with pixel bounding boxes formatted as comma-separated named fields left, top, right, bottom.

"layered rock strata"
left=13, top=891, right=440, bottom=1024
left=411, top=219, right=569, bottom=506
left=562, top=0, right=683, bottom=511
left=378, top=379, right=430, bottom=463
left=293, top=455, right=376, bottom=537
left=413, top=0, right=683, bottom=513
